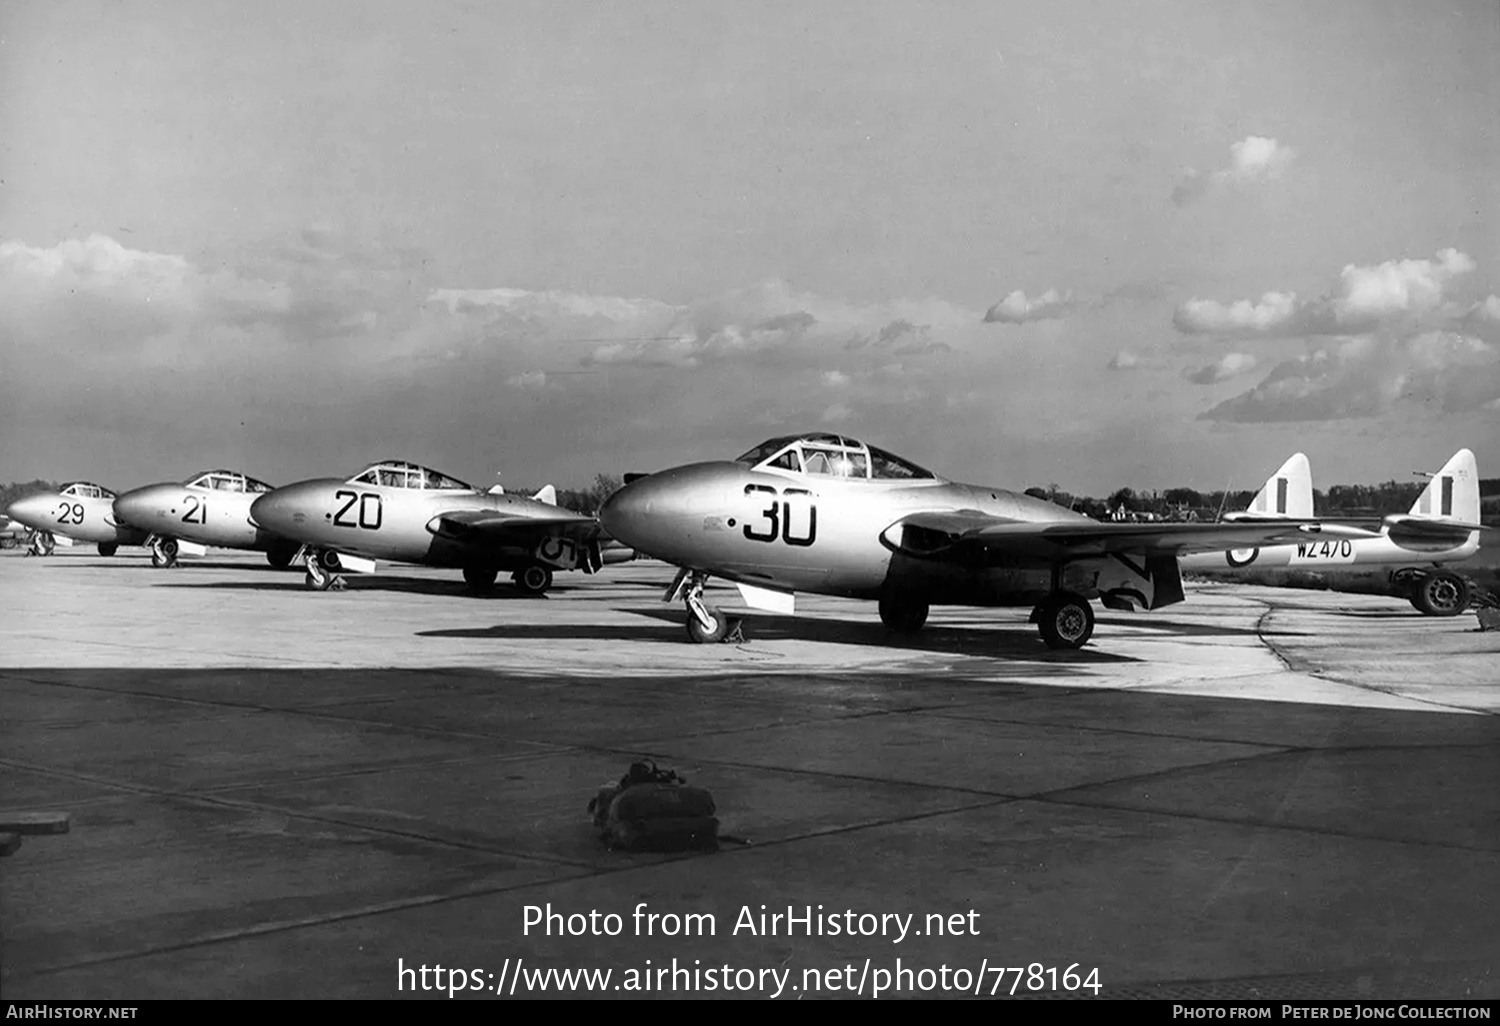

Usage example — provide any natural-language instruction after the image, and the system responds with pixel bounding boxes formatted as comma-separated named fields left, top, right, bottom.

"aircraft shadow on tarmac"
left=419, top=607, right=1142, bottom=663
left=153, top=576, right=567, bottom=598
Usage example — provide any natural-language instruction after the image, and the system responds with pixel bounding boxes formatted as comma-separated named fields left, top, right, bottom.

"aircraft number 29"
left=55, top=502, right=85, bottom=524
left=332, top=489, right=383, bottom=530
left=743, top=485, right=816, bottom=547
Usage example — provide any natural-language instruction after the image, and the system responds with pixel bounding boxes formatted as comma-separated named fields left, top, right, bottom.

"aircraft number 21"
left=743, top=485, right=816, bottom=547
left=332, top=490, right=383, bottom=530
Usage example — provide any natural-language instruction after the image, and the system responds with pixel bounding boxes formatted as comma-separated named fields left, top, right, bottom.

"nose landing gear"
left=305, top=548, right=347, bottom=591
left=150, top=537, right=180, bottom=569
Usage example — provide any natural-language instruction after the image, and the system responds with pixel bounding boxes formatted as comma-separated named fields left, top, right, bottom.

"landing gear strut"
left=672, top=569, right=733, bottom=644
left=28, top=531, right=55, bottom=557
left=511, top=564, right=553, bottom=595
left=305, top=548, right=346, bottom=591
left=150, top=536, right=180, bottom=569
left=1032, top=592, right=1095, bottom=650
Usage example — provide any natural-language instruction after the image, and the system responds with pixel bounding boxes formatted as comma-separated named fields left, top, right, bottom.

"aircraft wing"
left=885, top=510, right=1366, bottom=561
left=427, top=509, right=603, bottom=545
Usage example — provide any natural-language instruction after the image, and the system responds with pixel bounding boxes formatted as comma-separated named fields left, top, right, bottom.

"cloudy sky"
left=2, top=1, right=1497, bottom=496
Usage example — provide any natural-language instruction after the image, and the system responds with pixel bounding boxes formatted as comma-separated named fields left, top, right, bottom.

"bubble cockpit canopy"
left=734, top=433, right=935, bottom=481
left=184, top=470, right=274, bottom=493
left=59, top=482, right=115, bottom=500
left=346, top=460, right=474, bottom=491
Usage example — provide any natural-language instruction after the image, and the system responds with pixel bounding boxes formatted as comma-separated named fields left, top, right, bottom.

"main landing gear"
left=27, top=531, right=55, bottom=557
left=672, top=569, right=737, bottom=644
left=1031, top=592, right=1095, bottom=650
left=1396, top=568, right=1472, bottom=617
left=878, top=594, right=929, bottom=634
left=97, top=543, right=119, bottom=557
left=511, top=564, right=553, bottom=596
left=265, top=541, right=300, bottom=570
left=304, top=548, right=346, bottom=591
left=150, top=536, right=180, bottom=569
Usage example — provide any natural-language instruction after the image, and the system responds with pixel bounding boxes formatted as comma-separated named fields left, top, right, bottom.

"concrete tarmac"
left=1, top=549, right=1496, bottom=999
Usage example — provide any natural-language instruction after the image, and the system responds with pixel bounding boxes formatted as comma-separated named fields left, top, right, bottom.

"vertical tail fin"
left=1407, top=449, right=1480, bottom=523
left=531, top=484, right=557, bottom=506
left=1243, top=453, right=1313, bottom=518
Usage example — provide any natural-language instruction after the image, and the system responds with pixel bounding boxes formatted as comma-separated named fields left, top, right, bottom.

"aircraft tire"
left=512, top=565, right=553, bottom=595
left=685, top=605, right=730, bottom=644
left=97, top=543, right=118, bottom=557
left=305, top=561, right=338, bottom=591
left=1037, top=594, right=1095, bottom=650
left=879, top=595, right=929, bottom=633
left=265, top=542, right=299, bottom=570
left=1411, top=571, right=1471, bottom=617
left=463, top=566, right=499, bottom=592
left=151, top=538, right=179, bottom=569
left=31, top=532, right=55, bottom=557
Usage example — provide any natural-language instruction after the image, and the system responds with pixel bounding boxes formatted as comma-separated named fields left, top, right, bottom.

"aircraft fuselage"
left=601, top=461, right=1142, bottom=607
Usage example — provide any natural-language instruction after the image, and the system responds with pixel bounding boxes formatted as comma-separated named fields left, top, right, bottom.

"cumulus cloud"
left=1201, top=331, right=1500, bottom=422
left=983, top=288, right=1075, bottom=324
left=1172, top=135, right=1296, bottom=206
left=1174, top=249, right=1479, bottom=338
left=821, top=403, right=853, bottom=423
left=1460, top=295, right=1500, bottom=340
left=821, top=370, right=851, bottom=387
left=1106, top=350, right=1141, bottom=370
left=1174, top=292, right=1299, bottom=335
left=1184, top=352, right=1258, bottom=384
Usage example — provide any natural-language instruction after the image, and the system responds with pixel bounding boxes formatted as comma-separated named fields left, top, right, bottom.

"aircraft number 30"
left=743, top=484, right=816, bottom=547
left=332, top=489, right=384, bottom=530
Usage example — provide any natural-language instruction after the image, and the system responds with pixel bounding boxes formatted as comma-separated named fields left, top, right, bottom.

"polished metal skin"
left=4, top=482, right=148, bottom=555
left=113, top=469, right=300, bottom=569
left=249, top=459, right=625, bottom=592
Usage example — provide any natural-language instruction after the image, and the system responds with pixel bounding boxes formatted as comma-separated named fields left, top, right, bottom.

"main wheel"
left=512, top=565, right=553, bottom=595
left=878, top=594, right=929, bottom=633
left=265, top=542, right=299, bottom=569
left=1036, top=594, right=1096, bottom=650
left=685, top=605, right=730, bottom=644
left=463, top=566, right=499, bottom=592
left=97, top=543, right=118, bottom=557
left=1410, top=571, right=1471, bottom=617
left=151, top=537, right=179, bottom=568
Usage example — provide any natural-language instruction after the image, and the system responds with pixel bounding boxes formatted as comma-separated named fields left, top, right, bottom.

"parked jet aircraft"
left=249, top=459, right=634, bottom=592
left=112, top=469, right=302, bottom=569
left=598, top=432, right=1356, bottom=649
left=3, top=483, right=149, bottom=556
left=1182, top=449, right=1486, bottom=616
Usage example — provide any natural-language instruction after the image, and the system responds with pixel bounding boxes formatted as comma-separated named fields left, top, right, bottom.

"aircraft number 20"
left=332, top=489, right=383, bottom=530
left=743, top=485, right=816, bottom=547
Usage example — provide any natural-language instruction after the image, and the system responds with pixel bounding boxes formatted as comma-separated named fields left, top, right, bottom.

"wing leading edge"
left=882, top=510, right=1366, bottom=561
left=427, top=509, right=603, bottom=545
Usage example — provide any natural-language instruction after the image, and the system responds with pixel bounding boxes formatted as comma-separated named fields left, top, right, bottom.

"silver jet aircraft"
left=249, top=459, right=633, bottom=592
left=112, top=469, right=302, bottom=569
left=4, top=482, right=148, bottom=556
left=598, top=432, right=1359, bottom=650
left=1182, top=448, right=1486, bottom=616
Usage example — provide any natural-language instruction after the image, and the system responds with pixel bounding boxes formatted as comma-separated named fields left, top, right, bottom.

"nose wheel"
left=305, top=549, right=346, bottom=591
left=27, top=531, right=55, bottom=557
left=150, top=537, right=180, bottom=568
left=672, top=569, right=741, bottom=644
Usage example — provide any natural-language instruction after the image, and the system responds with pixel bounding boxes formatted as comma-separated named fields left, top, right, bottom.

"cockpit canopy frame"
left=346, top=460, right=474, bottom=491
left=59, top=482, right=114, bottom=500
left=184, top=470, right=274, bottom=494
left=734, top=433, right=935, bottom=481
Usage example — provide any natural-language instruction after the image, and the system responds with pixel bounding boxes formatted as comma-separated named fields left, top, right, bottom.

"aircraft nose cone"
left=112, top=486, right=165, bottom=529
left=250, top=482, right=324, bottom=536
left=599, top=462, right=737, bottom=562
left=598, top=477, right=650, bottom=546
left=4, top=494, right=49, bottom=528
